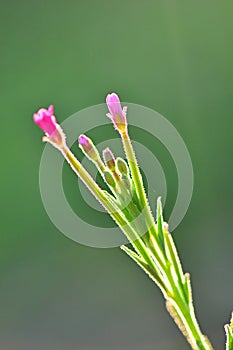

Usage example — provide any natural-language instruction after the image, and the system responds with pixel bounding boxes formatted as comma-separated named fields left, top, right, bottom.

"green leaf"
left=156, top=197, right=165, bottom=252
left=184, top=273, right=192, bottom=306
left=225, top=313, right=233, bottom=350
left=163, top=227, right=187, bottom=299
left=121, top=245, right=167, bottom=298
left=131, top=181, right=142, bottom=211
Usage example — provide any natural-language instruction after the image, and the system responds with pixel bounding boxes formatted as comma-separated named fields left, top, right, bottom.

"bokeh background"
left=1, top=0, right=232, bottom=349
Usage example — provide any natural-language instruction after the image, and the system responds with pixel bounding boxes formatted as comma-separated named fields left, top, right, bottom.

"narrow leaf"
left=225, top=312, right=233, bottom=350
left=121, top=245, right=167, bottom=298
left=156, top=197, right=165, bottom=252
left=163, top=227, right=186, bottom=295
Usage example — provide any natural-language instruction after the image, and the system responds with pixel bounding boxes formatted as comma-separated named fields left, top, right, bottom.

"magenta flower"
left=106, top=93, right=127, bottom=132
left=33, top=105, right=57, bottom=136
left=33, top=105, right=66, bottom=148
left=78, top=135, right=91, bottom=151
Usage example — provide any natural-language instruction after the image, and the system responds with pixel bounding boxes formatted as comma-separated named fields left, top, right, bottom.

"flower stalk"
left=33, top=95, right=227, bottom=350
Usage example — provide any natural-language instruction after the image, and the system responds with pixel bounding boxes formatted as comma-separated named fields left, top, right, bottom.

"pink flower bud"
left=106, top=93, right=127, bottom=132
left=33, top=105, right=57, bottom=136
left=78, top=134, right=101, bottom=163
left=78, top=135, right=91, bottom=151
left=33, top=105, right=66, bottom=148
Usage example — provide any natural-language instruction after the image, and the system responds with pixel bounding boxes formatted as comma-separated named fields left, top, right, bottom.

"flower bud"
left=106, top=93, right=127, bottom=133
left=78, top=134, right=100, bottom=163
left=102, top=147, right=116, bottom=171
left=33, top=105, right=66, bottom=148
left=116, top=157, right=129, bottom=176
left=103, top=171, right=116, bottom=188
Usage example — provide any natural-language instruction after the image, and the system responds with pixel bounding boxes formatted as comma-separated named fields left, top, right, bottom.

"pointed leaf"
left=156, top=197, right=165, bottom=251
left=121, top=245, right=167, bottom=298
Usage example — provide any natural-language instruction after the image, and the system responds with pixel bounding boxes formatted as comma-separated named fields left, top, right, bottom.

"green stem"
left=121, top=132, right=156, bottom=228
left=168, top=290, right=213, bottom=350
left=121, top=131, right=166, bottom=262
left=119, top=131, right=213, bottom=350
left=60, top=129, right=214, bottom=350
left=157, top=228, right=213, bottom=350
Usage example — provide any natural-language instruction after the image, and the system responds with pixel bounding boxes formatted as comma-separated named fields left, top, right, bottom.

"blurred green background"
left=0, top=0, right=232, bottom=349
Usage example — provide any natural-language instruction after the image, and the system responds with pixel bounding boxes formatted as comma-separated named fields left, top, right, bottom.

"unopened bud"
left=78, top=134, right=100, bottom=162
left=103, top=147, right=116, bottom=171
left=103, top=171, right=116, bottom=188
left=106, top=93, right=127, bottom=133
left=116, top=157, right=129, bottom=176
